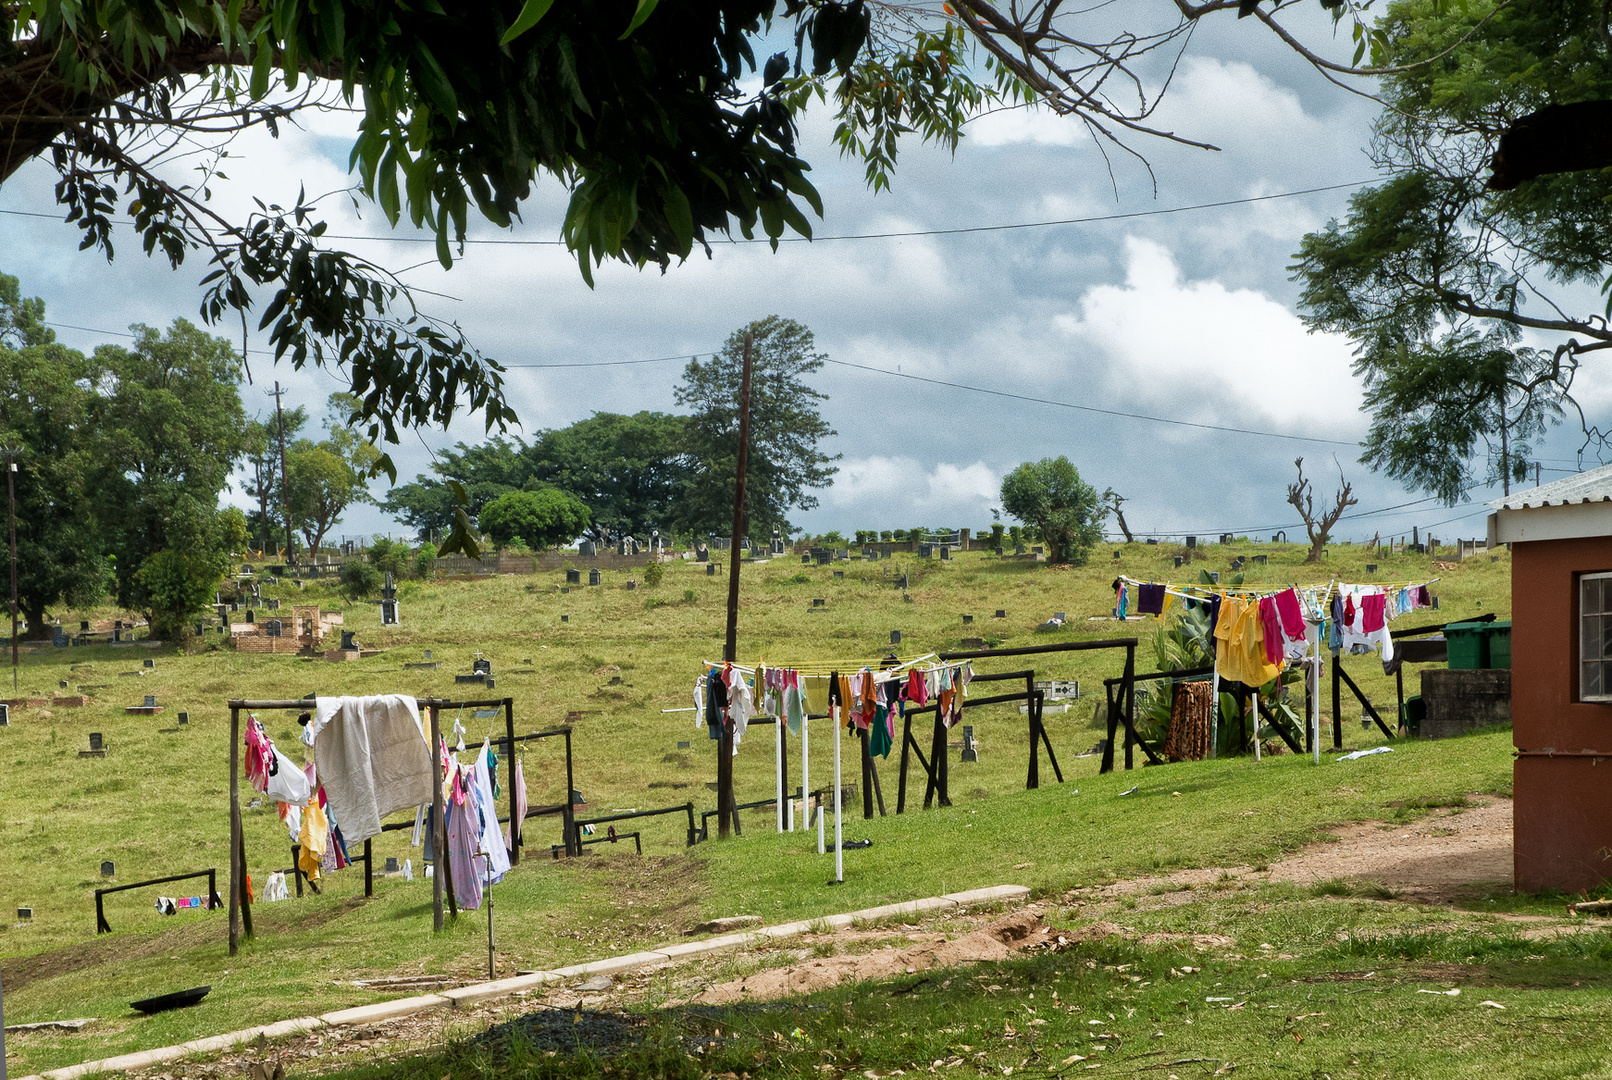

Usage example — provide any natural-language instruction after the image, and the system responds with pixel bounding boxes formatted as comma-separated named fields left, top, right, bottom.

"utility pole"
left=6, top=448, right=18, bottom=693
left=269, top=383, right=295, bottom=564
left=719, top=332, right=755, bottom=839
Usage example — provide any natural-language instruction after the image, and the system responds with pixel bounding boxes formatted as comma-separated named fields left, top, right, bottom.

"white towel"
left=312, top=695, right=432, bottom=845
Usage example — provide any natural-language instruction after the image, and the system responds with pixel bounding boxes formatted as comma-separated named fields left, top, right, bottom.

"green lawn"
left=0, top=539, right=1519, bottom=1075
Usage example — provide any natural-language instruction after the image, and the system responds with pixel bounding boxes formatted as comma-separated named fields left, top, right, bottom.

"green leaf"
left=663, top=183, right=694, bottom=256
left=249, top=40, right=272, bottom=99
left=620, top=0, right=661, bottom=39
left=500, top=0, right=555, bottom=45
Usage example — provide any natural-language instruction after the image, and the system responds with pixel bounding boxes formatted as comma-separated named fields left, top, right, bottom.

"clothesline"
left=701, top=653, right=940, bottom=676
left=1118, top=575, right=1439, bottom=603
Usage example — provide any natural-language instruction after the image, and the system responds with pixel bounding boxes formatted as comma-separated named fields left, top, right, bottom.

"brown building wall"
left=1512, top=535, right=1612, bottom=893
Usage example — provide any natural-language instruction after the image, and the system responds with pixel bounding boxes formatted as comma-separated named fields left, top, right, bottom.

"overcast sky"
left=4, top=7, right=1606, bottom=547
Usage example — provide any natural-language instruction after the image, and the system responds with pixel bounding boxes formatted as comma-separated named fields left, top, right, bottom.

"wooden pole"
left=1331, top=654, right=1343, bottom=749
left=228, top=705, right=241, bottom=955
left=430, top=704, right=444, bottom=931
left=719, top=331, right=755, bottom=839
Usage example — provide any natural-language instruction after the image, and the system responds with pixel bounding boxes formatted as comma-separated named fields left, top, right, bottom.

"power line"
left=821, top=358, right=1360, bottom=447
left=0, top=179, right=1374, bottom=247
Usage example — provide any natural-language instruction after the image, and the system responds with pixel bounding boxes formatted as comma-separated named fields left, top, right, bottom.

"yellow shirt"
left=1215, top=596, right=1281, bottom=688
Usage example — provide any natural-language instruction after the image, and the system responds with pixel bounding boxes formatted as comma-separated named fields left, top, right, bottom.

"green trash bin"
left=1485, top=621, right=1511, bottom=668
left=1445, top=622, right=1489, bottom=669
left=1401, top=694, right=1425, bottom=735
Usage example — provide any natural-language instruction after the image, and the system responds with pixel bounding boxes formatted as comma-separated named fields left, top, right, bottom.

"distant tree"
left=998, top=457, right=1107, bottom=566
left=241, top=408, right=307, bottom=557
left=285, top=395, right=381, bottom=557
left=672, top=317, right=839, bottom=539
left=525, top=412, right=691, bottom=543
left=338, top=558, right=383, bottom=603
left=366, top=536, right=411, bottom=579
left=94, top=320, right=248, bottom=637
left=0, top=274, right=108, bottom=635
left=381, top=436, right=530, bottom=542
left=478, top=489, right=591, bottom=551
left=1286, top=458, right=1357, bottom=564
left=1106, top=490, right=1135, bottom=543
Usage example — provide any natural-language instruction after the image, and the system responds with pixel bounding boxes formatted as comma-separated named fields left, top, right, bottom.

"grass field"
left=0, top=538, right=1522, bottom=1074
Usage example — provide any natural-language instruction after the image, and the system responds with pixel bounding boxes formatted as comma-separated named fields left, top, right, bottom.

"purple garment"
left=1137, top=583, right=1165, bottom=615
left=447, top=785, right=485, bottom=911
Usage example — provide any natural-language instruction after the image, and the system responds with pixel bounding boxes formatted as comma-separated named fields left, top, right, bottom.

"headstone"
left=101, top=861, right=115, bottom=877
left=919, top=543, right=933, bottom=558
left=196, top=622, right=205, bottom=637
left=898, top=573, right=909, bottom=590
left=630, top=539, right=641, bottom=555
left=707, top=562, right=717, bottom=576
left=561, top=614, right=569, bottom=622
left=695, top=545, right=709, bottom=562
left=380, top=599, right=400, bottom=625
left=473, top=658, right=492, bottom=675
left=266, top=620, right=282, bottom=637
left=772, top=540, right=786, bottom=555
left=881, top=545, right=893, bottom=558
left=1209, top=572, right=1220, bottom=583
left=0, top=704, right=8, bottom=726
left=1113, top=550, right=1121, bottom=560
left=1054, top=612, right=1066, bottom=621
left=424, top=650, right=433, bottom=660
left=89, top=732, right=104, bottom=751
left=1185, top=536, right=1197, bottom=548
left=617, top=538, right=627, bottom=556
left=813, top=598, right=825, bottom=607
left=995, top=609, right=1006, bottom=618
left=112, top=628, right=121, bottom=643
left=384, top=856, right=400, bottom=873
left=143, top=658, right=154, bottom=669
left=340, top=630, right=358, bottom=651
left=1031, top=546, right=1043, bottom=555
left=589, top=568, right=601, bottom=586
left=960, top=726, right=978, bottom=763
left=485, top=676, right=496, bottom=689
left=962, top=614, right=973, bottom=624
left=802, top=554, right=812, bottom=564
left=1366, top=563, right=1378, bottom=573
left=833, top=570, right=844, bottom=579
left=939, top=546, right=951, bottom=561
left=1146, top=538, right=1158, bottom=545
left=53, top=626, right=69, bottom=648
left=177, top=711, right=189, bottom=725
left=578, top=540, right=597, bottom=557
left=80, top=620, right=90, bottom=632
left=678, top=740, right=691, bottom=750
left=143, top=695, right=155, bottom=708
left=17, top=907, right=31, bottom=920
left=1173, top=555, right=1184, bottom=568
left=1252, top=554, right=1267, bottom=565
left=891, top=630, right=902, bottom=644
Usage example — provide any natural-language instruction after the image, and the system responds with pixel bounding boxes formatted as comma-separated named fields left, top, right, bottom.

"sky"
left=3, top=5, right=1606, bottom=548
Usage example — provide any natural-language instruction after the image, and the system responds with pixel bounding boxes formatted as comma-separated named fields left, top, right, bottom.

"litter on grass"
left=1336, top=747, right=1394, bottom=761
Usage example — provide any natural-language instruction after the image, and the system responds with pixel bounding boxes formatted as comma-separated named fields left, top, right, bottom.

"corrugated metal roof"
left=1488, top=462, right=1612, bottom=510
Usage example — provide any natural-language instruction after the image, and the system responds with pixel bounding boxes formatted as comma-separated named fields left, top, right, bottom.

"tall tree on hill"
left=381, top=437, right=531, bottom=543
left=95, top=320, right=249, bottom=638
left=242, top=408, right=307, bottom=557
left=672, top=317, right=839, bottom=540
left=998, top=456, right=1107, bottom=566
left=525, top=412, right=692, bottom=544
left=0, top=273, right=108, bottom=635
left=1287, top=458, right=1357, bottom=564
left=286, top=394, right=382, bottom=557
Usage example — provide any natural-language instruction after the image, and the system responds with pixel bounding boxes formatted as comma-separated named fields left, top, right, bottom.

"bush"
left=413, top=541, right=438, bottom=578
left=642, top=560, right=665, bottom=588
left=367, top=536, right=409, bottom=578
left=339, top=558, right=383, bottom=601
left=683, top=588, right=697, bottom=603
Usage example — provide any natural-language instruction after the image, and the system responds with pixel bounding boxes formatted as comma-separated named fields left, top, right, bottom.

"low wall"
left=433, top=550, right=661, bottom=575
left=1420, top=668, right=1511, bottom=739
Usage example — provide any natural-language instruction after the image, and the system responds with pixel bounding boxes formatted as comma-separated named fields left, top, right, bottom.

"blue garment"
left=705, top=669, right=727, bottom=740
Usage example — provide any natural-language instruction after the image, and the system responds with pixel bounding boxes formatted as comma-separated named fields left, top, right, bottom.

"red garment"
left=1258, top=597, right=1284, bottom=665
left=1274, top=588, right=1306, bottom=641
left=1360, top=593, right=1387, bottom=634
left=906, top=669, right=930, bottom=707
left=1343, top=594, right=1356, bottom=628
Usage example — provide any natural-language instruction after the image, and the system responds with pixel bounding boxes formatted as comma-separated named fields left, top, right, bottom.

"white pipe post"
left=1312, top=655, right=1322, bottom=766
left=802, top=709, right=810, bottom=835
left=775, top=714, right=784, bottom=833
left=1209, top=670, right=1220, bottom=759
left=833, top=715, right=843, bottom=882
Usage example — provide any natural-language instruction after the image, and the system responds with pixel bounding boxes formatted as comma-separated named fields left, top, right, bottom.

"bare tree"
left=1105, top=489, right=1135, bottom=544
left=1287, top=457, right=1357, bottom=564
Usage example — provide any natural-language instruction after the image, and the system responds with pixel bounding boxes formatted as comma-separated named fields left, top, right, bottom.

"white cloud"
left=826, top=457, right=1001, bottom=526
left=1053, top=236, right=1362, bottom=437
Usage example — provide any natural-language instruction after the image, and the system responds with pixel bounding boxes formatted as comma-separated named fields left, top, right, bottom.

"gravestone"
left=195, top=622, right=205, bottom=637
left=881, top=545, right=893, bottom=558
left=16, top=907, right=31, bottom=920
left=813, top=598, right=825, bottom=607
left=589, top=568, right=601, bottom=586
left=384, top=856, right=401, bottom=874
left=678, top=740, right=691, bottom=750
left=994, top=546, right=1004, bottom=556
left=53, top=626, right=69, bottom=648
left=579, top=540, right=597, bottom=557
left=939, top=546, right=951, bottom=561
left=177, top=711, right=189, bottom=725
left=802, top=554, right=812, bottom=564
left=891, top=630, right=902, bottom=644
left=561, top=614, right=569, bottom=622
left=89, top=731, right=105, bottom=750
left=143, top=695, right=156, bottom=708
left=143, top=658, right=155, bottom=668
left=0, top=703, right=8, bottom=726
left=380, top=599, right=400, bottom=626
left=424, top=650, right=433, bottom=660
left=245, top=610, right=254, bottom=623
left=1173, top=555, right=1184, bottom=568
left=1366, top=563, right=1378, bottom=573
left=101, top=861, right=115, bottom=877
left=1146, top=538, right=1158, bottom=545
left=617, top=538, right=627, bottom=556
left=1031, top=546, right=1043, bottom=555
left=960, top=637, right=985, bottom=648
left=772, top=539, right=786, bottom=555
left=268, top=598, right=280, bottom=610
left=833, top=570, right=844, bottom=579
left=1113, top=550, right=1121, bottom=560
left=112, top=628, right=121, bottom=643
left=1014, top=544, right=1026, bottom=555
left=1055, top=612, right=1067, bottom=621
left=1185, top=536, right=1197, bottom=548
left=630, top=539, right=641, bottom=555
left=898, top=573, right=909, bottom=590
left=340, top=630, right=358, bottom=651
left=473, top=658, right=492, bottom=675
left=919, top=543, right=933, bottom=558
left=80, top=620, right=90, bottom=632
left=695, top=545, right=708, bottom=562
left=560, top=587, right=570, bottom=594
left=1252, top=554, right=1267, bottom=565
left=995, top=609, right=1006, bottom=618
left=960, top=725, right=978, bottom=763
left=707, top=562, right=718, bottom=576
left=1208, top=572, right=1220, bottom=583
left=962, top=614, right=973, bottom=624
left=266, top=620, right=282, bottom=637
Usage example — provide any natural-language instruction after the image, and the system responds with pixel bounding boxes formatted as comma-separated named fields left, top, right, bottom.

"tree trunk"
left=21, top=601, right=51, bottom=641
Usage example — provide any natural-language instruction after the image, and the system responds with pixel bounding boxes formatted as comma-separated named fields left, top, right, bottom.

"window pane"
left=1587, top=577, right=1605, bottom=615
left=1587, top=661, right=1605, bottom=699
left=1585, top=615, right=1603, bottom=662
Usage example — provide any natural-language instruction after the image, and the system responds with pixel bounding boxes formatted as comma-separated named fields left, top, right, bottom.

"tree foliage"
left=998, top=456, right=1106, bottom=566
left=1293, top=0, right=1612, bottom=502
left=477, top=488, right=591, bottom=551
left=672, top=316, right=839, bottom=539
left=527, top=412, right=691, bottom=543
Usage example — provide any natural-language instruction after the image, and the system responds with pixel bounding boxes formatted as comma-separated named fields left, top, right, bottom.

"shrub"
left=643, top=560, right=665, bottom=588
left=339, top=558, right=383, bottom=601
left=413, top=541, right=438, bottom=578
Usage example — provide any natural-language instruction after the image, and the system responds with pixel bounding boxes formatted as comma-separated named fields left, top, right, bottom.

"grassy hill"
left=0, top=538, right=1516, bottom=1073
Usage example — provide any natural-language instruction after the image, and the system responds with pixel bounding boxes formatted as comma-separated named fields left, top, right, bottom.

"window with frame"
left=1581, top=572, right=1612, bottom=702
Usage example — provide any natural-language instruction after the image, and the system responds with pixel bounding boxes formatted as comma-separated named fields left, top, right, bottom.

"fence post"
left=430, top=703, right=444, bottom=931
